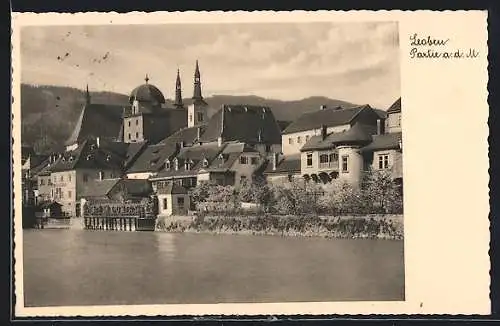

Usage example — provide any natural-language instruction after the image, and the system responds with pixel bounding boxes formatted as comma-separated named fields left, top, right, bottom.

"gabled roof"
left=37, top=201, right=63, bottom=209
left=50, top=139, right=127, bottom=172
left=126, top=142, right=178, bottom=174
left=157, top=183, right=188, bottom=195
left=124, top=141, right=148, bottom=169
left=283, top=105, right=371, bottom=134
left=387, top=97, right=402, bottom=114
left=80, top=178, right=153, bottom=199
left=158, top=125, right=206, bottom=146
left=152, top=142, right=226, bottom=179
left=80, top=178, right=121, bottom=198
left=300, top=123, right=375, bottom=151
left=199, top=105, right=281, bottom=145
left=65, top=103, right=124, bottom=145
left=263, top=154, right=301, bottom=175
left=361, top=132, right=402, bottom=152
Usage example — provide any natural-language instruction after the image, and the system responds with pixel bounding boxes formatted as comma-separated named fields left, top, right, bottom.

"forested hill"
left=20, top=83, right=382, bottom=153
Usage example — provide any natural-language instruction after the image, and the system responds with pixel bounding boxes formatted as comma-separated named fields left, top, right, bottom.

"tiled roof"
left=37, top=201, right=62, bottom=209
left=157, top=183, right=188, bottom=195
left=80, top=178, right=121, bottom=198
left=126, top=142, right=178, bottom=174
left=118, top=179, right=153, bottom=197
left=361, top=132, right=402, bottom=152
left=387, top=97, right=402, bottom=113
left=158, top=125, right=206, bottom=146
left=300, top=123, right=375, bottom=151
left=263, top=154, right=301, bottom=175
left=152, top=143, right=225, bottom=179
left=124, top=141, right=148, bottom=169
left=65, top=103, right=124, bottom=145
left=282, top=105, right=370, bottom=134
left=50, top=139, right=127, bottom=172
left=199, top=105, right=281, bottom=145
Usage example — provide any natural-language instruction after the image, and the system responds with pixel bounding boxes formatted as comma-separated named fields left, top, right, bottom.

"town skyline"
left=21, top=22, right=400, bottom=109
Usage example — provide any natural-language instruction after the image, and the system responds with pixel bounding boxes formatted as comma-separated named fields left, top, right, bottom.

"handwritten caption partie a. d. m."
left=409, top=33, right=479, bottom=59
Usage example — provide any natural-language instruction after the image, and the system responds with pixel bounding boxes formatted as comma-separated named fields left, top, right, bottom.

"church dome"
left=129, top=76, right=166, bottom=105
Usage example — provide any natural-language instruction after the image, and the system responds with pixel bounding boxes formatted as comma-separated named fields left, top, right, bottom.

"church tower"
left=174, top=69, right=184, bottom=109
left=187, top=60, right=208, bottom=128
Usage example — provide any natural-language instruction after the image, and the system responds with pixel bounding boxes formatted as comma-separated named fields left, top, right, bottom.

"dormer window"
left=202, top=158, right=209, bottom=168
left=106, top=154, right=111, bottom=161
left=61, top=157, right=66, bottom=162
left=173, top=158, right=179, bottom=171
left=68, top=156, right=74, bottom=162
left=90, top=144, right=96, bottom=150
left=86, top=155, right=92, bottom=160
left=165, top=159, right=171, bottom=170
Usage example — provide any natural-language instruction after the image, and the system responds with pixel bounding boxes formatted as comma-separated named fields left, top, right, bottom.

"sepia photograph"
left=19, top=19, right=404, bottom=307
left=12, top=10, right=490, bottom=317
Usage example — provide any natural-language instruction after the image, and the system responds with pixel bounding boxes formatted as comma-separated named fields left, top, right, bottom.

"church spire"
left=192, top=60, right=203, bottom=101
left=85, top=84, right=91, bottom=105
left=174, top=68, right=184, bottom=109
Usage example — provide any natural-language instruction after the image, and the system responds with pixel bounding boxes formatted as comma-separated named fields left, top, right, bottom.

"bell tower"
left=187, top=60, right=208, bottom=128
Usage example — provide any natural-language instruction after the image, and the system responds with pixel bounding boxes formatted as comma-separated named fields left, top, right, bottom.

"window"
left=68, top=174, right=72, bottom=182
left=240, top=175, right=247, bottom=183
left=128, top=121, right=131, bottom=127
left=136, top=119, right=139, bottom=126
left=177, top=197, right=185, bottom=206
left=68, top=191, right=72, bottom=199
left=202, top=159, right=209, bottom=168
left=197, top=112, right=204, bottom=122
left=60, top=175, right=63, bottom=182
left=265, top=145, right=271, bottom=152
left=40, top=179, right=45, bottom=186
left=128, top=133, right=131, bottom=140
left=378, top=154, right=390, bottom=169
left=251, top=157, right=258, bottom=165
left=342, top=155, right=349, bottom=172
left=240, top=156, right=248, bottom=164
left=174, top=159, right=179, bottom=170
left=288, top=137, right=294, bottom=145
left=83, top=174, right=89, bottom=182
left=397, top=114, right=402, bottom=127
left=297, top=136, right=302, bottom=144
left=305, top=135, right=310, bottom=142
left=135, top=132, right=139, bottom=138
left=306, top=153, right=313, bottom=167
left=329, top=153, right=338, bottom=162
left=189, top=114, right=193, bottom=122
left=319, top=154, right=329, bottom=164
left=163, top=198, right=168, bottom=210
left=165, top=160, right=171, bottom=170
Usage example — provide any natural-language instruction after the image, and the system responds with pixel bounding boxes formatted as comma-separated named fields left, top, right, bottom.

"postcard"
left=11, top=10, right=490, bottom=317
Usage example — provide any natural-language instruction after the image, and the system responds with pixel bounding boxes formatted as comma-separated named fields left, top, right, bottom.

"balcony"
left=318, top=161, right=339, bottom=170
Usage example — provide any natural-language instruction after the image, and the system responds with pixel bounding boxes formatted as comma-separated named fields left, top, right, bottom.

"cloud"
left=20, top=22, right=400, bottom=108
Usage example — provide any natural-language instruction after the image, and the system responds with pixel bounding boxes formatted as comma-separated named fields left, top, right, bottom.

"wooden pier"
left=83, top=216, right=156, bottom=231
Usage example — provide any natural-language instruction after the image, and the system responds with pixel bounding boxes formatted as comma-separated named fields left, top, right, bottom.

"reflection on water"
left=23, top=230, right=404, bottom=307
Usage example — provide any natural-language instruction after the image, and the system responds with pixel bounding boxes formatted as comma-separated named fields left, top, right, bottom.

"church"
left=66, top=60, right=209, bottom=151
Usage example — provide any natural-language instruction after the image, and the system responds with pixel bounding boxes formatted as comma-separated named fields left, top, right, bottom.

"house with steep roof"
left=48, top=138, right=128, bottom=216
left=79, top=178, right=153, bottom=202
left=293, top=98, right=403, bottom=187
left=281, top=104, right=382, bottom=155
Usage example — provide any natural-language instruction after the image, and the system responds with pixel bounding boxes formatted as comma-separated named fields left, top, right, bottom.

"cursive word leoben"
left=410, top=33, right=449, bottom=46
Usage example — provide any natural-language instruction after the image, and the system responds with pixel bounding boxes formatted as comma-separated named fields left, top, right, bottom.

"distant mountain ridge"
left=20, top=83, right=386, bottom=153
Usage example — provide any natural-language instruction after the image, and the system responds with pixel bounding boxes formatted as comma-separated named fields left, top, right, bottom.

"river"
left=22, top=230, right=404, bottom=307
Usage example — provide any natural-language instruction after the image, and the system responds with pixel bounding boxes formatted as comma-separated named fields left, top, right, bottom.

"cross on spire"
left=145, top=74, right=150, bottom=84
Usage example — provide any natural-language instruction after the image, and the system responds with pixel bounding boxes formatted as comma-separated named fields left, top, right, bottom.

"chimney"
left=96, top=137, right=100, bottom=148
left=197, top=127, right=201, bottom=140
left=272, top=152, right=279, bottom=171
left=98, top=171, right=104, bottom=181
left=321, top=124, right=327, bottom=140
left=320, top=105, right=327, bottom=110
left=377, top=119, right=385, bottom=135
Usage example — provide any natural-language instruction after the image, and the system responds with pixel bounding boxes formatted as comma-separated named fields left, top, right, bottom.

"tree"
left=361, top=168, right=403, bottom=214
left=190, top=181, right=214, bottom=207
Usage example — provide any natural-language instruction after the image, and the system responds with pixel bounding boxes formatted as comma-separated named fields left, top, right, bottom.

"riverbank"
left=156, top=214, right=404, bottom=240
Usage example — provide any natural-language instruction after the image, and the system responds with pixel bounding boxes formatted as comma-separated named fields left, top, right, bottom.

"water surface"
left=23, top=230, right=404, bottom=306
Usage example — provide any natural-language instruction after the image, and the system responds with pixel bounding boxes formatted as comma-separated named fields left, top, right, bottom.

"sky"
left=20, top=22, right=400, bottom=109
